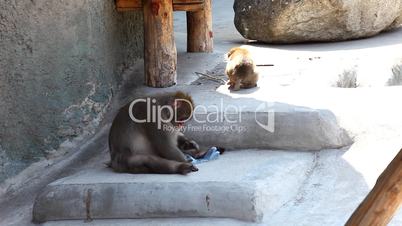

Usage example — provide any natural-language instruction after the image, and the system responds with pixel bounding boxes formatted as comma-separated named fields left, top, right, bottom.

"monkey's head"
left=225, top=47, right=238, bottom=60
left=225, top=47, right=251, bottom=61
left=171, top=91, right=194, bottom=127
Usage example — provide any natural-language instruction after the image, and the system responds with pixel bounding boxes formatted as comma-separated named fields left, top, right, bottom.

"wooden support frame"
left=143, top=0, right=177, bottom=87
left=346, top=148, right=402, bottom=226
left=116, top=0, right=213, bottom=88
left=186, top=0, right=213, bottom=52
left=117, top=0, right=205, bottom=12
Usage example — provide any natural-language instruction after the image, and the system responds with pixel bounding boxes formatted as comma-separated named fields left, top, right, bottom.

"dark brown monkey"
left=225, top=47, right=259, bottom=91
left=108, top=91, right=201, bottom=175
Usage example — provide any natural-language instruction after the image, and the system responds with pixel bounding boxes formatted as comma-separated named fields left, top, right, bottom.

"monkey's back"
left=226, top=49, right=256, bottom=79
left=108, top=103, right=156, bottom=168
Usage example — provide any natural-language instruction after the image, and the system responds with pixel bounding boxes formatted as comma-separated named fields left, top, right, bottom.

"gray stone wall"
left=0, top=0, right=143, bottom=182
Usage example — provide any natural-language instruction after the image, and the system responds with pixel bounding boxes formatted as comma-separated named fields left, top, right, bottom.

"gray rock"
left=234, top=0, right=402, bottom=43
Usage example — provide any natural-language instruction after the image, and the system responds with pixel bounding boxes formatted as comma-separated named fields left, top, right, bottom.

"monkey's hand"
left=178, top=163, right=198, bottom=175
left=227, top=81, right=235, bottom=90
left=181, top=141, right=208, bottom=159
left=178, top=137, right=199, bottom=151
left=186, top=140, right=199, bottom=151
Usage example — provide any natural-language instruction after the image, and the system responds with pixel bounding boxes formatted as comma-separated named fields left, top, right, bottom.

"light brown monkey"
left=225, top=47, right=259, bottom=91
left=108, top=91, right=202, bottom=175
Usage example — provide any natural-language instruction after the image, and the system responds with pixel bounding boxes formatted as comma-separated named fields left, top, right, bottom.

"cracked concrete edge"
left=32, top=181, right=262, bottom=223
left=43, top=218, right=255, bottom=226
left=31, top=150, right=320, bottom=224
left=0, top=124, right=110, bottom=201
left=254, top=151, right=318, bottom=220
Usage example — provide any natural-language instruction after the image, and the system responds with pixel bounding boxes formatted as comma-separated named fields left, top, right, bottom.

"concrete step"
left=186, top=96, right=352, bottom=151
left=127, top=85, right=353, bottom=151
left=33, top=150, right=316, bottom=223
left=43, top=218, right=251, bottom=226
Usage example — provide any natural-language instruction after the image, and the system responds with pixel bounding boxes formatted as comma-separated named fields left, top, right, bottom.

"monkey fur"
left=225, top=47, right=259, bottom=91
left=108, top=91, right=203, bottom=175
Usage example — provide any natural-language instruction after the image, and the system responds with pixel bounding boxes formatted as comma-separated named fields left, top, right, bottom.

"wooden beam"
left=116, top=0, right=142, bottom=9
left=116, top=0, right=204, bottom=11
left=186, top=0, right=213, bottom=52
left=174, top=0, right=203, bottom=3
left=143, top=0, right=177, bottom=87
left=345, top=148, right=402, bottom=226
left=174, top=3, right=204, bottom=11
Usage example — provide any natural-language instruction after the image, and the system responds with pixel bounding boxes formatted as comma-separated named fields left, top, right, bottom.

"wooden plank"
left=116, top=7, right=139, bottom=12
left=345, top=148, right=402, bottom=226
left=116, top=0, right=205, bottom=11
left=186, top=0, right=213, bottom=52
left=174, top=3, right=204, bottom=11
left=116, top=0, right=141, bottom=9
left=174, top=0, right=203, bottom=3
left=143, top=0, right=177, bottom=87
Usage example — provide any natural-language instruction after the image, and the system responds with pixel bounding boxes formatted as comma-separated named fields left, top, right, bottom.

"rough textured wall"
left=0, top=0, right=143, bottom=182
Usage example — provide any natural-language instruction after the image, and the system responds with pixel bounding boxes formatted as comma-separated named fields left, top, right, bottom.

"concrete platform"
left=43, top=218, right=251, bottom=226
left=124, top=80, right=353, bottom=151
left=33, top=150, right=315, bottom=223
left=185, top=89, right=352, bottom=151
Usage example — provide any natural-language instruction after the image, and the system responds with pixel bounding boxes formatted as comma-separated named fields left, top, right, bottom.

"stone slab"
left=43, top=218, right=251, bottom=226
left=33, top=150, right=315, bottom=223
left=186, top=99, right=352, bottom=151
left=126, top=86, right=353, bottom=151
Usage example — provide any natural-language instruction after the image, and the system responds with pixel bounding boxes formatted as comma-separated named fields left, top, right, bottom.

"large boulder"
left=234, top=0, right=402, bottom=43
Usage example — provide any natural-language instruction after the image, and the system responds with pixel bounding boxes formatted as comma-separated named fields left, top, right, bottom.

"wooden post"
left=345, top=148, right=402, bottom=226
left=186, top=0, right=213, bottom=52
left=143, top=0, right=177, bottom=87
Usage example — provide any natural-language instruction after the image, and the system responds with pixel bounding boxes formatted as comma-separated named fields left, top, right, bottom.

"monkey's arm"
left=146, top=125, right=188, bottom=162
left=177, top=133, right=199, bottom=151
left=177, top=133, right=209, bottom=158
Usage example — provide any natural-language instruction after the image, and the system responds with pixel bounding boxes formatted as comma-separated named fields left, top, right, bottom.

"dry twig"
left=194, top=72, right=226, bottom=84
